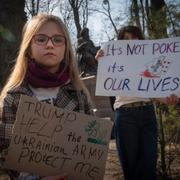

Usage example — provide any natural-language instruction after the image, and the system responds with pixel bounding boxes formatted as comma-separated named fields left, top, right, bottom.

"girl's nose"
left=46, top=39, right=54, bottom=47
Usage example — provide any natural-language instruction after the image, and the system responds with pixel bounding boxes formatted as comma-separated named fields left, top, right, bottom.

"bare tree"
left=68, top=0, right=89, bottom=38
left=25, top=0, right=40, bottom=17
left=130, top=0, right=141, bottom=29
left=89, top=0, right=119, bottom=37
left=25, top=0, right=59, bottom=18
left=68, top=0, right=81, bottom=38
left=129, top=0, right=168, bottom=38
left=102, top=0, right=118, bottom=36
left=165, top=1, right=180, bottom=36
left=149, top=0, right=167, bottom=38
left=58, top=1, right=73, bottom=28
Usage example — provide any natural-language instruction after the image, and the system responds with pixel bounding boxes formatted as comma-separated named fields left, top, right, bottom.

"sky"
left=86, top=0, right=129, bottom=45
left=51, top=0, right=129, bottom=46
left=26, top=0, right=179, bottom=46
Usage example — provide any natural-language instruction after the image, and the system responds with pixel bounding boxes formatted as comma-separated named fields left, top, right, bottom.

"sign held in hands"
left=96, top=37, right=180, bottom=97
left=5, top=95, right=112, bottom=180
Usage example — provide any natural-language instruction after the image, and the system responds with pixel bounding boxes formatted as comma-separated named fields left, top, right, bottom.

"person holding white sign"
left=0, top=14, right=93, bottom=180
left=95, top=25, right=179, bottom=180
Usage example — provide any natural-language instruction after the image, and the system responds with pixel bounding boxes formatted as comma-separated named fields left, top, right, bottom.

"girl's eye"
left=37, top=37, right=46, bottom=43
left=54, top=37, right=62, bottom=43
left=34, top=35, right=47, bottom=44
left=53, top=36, right=65, bottom=44
left=33, top=34, right=65, bottom=46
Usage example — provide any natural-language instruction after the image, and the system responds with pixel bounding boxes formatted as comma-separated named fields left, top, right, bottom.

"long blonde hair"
left=0, top=13, right=89, bottom=100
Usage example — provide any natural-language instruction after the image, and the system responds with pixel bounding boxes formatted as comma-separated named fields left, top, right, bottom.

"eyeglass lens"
left=34, top=34, right=65, bottom=46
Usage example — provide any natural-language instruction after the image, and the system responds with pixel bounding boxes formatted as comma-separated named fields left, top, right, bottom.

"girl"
left=0, top=14, right=93, bottom=180
left=95, top=26, right=179, bottom=180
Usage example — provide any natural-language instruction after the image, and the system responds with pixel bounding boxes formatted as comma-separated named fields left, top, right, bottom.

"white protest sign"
left=96, top=37, right=180, bottom=97
left=5, top=95, right=113, bottom=180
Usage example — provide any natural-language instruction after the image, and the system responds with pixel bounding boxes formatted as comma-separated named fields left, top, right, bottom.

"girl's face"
left=123, top=32, right=139, bottom=40
left=30, top=21, right=66, bottom=73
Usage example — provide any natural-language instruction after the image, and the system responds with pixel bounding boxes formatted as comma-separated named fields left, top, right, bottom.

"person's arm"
left=80, top=90, right=94, bottom=115
left=0, top=94, right=17, bottom=153
left=0, top=94, right=19, bottom=179
left=155, top=94, right=179, bottom=105
left=18, top=173, right=68, bottom=180
left=41, top=174, right=67, bottom=180
left=95, top=49, right=104, bottom=61
left=0, top=94, right=68, bottom=180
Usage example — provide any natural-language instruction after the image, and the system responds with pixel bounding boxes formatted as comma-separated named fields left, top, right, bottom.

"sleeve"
left=80, top=91, right=95, bottom=116
left=0, top=94, right=42, bottom=180
left=0, top=94, right=20, bottom=179
left=17, top=173, right=40, bottom=180
left=0, top=94, right=16, bottom=153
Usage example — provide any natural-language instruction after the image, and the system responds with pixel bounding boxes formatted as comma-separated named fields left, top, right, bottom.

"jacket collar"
left=7, top=81, right=81, bottom=111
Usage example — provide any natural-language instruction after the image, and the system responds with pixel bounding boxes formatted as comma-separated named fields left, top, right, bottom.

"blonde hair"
left=0, top=13, right=89, bottom=100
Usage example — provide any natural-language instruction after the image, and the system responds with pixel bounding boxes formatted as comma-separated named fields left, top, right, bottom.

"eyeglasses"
left=33, top=34, right=66, bottom=47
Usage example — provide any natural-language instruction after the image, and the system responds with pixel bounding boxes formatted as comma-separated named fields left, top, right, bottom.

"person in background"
left=76, top=27, right=100, bottom=76
left=95, top=25, right=179, bottom=180
left=0, top=13, right=93, bottom=180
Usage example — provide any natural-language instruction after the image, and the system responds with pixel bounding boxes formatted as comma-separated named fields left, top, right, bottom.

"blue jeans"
left=114, top=104, right=157, bottom=180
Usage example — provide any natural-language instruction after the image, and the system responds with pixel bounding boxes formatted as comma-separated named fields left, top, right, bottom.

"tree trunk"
left=131, top=0, right=141, bottom=29
left=149, top=0, right=167, bottom=38
left=0, top=0, right=26, bottom=86
left=68, top=0, right=82, bottom=38
left=149, top=3, right=168, bottom=178
left=157, top=107, right=168, bottom=179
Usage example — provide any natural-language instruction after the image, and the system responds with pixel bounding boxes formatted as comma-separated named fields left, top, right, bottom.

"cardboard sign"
left=5, top=95, right=113, bottom=180
left=96, top=37, right=180, bottom=97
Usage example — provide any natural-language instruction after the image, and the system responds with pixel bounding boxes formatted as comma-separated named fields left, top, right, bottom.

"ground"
left=104, top=140, right=123, bottom=180
left=104, top=140, right=180, bottom=180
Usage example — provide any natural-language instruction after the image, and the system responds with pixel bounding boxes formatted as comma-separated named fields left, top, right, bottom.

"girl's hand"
left=41, top=174, right=67, bottom=180
left=156, top=94, right=179, bottom=105
left=95, top=49, right=104, bottom=61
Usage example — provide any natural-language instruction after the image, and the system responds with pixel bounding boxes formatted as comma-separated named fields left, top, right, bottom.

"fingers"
left=95, top=49, right=104, bottom=61
left=167, top=94, right=179, bottom=105
left=41, top=173, right=68, bottom=180
left=157, top=94, right=179, bottom=105
left=54, top=174, right=67, bottom=180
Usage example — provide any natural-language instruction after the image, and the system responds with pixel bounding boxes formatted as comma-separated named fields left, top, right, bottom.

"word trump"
left=18, top=100, right=77, bottom=139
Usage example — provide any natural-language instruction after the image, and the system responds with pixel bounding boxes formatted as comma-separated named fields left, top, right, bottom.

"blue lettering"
left=122, top=79, right=130, bottom=90
left=112, top=62, right=117, bottom=73
left=161, top=77, right=171, bottom=91
left=152, top=41, right=180, bottom=55
left=106, top=44, right=111, bottom=56
left=138, top=77, right=148, bottom=91
left=127, top=44, right=147, bottom=55
left=138, top=77, right=179, bottom=93
left=108, top=62, right=124, bottom=73
left=118, top=47, right=123, bottom=55
left=127, top=44, right=134, bottom=55
left=104, top=77, right=130, bottom=91
left=104, top=77, right=113, bottom=90
left=174, top=42, right=180, bottom=53
left=112, top=79, right=123, bottom=90
left=152, top=79, right=162, bottom=91
left=118, top=65, right=124, bottom=72
left=171, top=77, right=179, bottom=91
